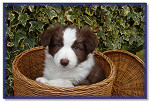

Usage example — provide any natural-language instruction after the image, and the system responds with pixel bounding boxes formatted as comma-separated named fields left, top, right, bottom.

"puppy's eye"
left=57, top=43, right=62, bottom=47
left=74, top=45, right=79, bottom=50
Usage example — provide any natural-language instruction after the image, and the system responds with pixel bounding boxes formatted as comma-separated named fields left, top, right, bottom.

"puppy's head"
left=41, top=24, right=98, bottom=69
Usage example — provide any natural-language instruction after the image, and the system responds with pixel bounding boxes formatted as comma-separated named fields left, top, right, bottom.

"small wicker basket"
left=12, top=46, right=116, bottom=96
left=103, top=50, right=145, bottom=96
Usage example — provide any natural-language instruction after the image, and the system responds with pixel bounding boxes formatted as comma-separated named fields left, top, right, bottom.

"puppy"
left=36, top=24, right=105, bottom=87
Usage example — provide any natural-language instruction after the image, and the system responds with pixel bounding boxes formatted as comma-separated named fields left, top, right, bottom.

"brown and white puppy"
left=36, top=24, right=105, bottom=87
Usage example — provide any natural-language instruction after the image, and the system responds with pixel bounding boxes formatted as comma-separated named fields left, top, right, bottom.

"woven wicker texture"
left=12, top=46, right=115, bottom=96
left=103, top=50, right=145, bottom=96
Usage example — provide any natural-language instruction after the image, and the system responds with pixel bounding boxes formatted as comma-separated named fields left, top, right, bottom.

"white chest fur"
left=43, top=48, right=95, bottom=85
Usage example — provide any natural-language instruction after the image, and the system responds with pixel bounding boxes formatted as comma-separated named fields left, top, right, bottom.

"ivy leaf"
left=91, top=5, right=97, bottom=11
left=85, top=7, right=95, bottom=16
left=39, top=7, right=46, bottom=13
left=137, top=12, right=142, bottom=19
left=28, top=5, right=35, bottom=12
left=6, top=51, right=11, bottom=61
left=105, top=11, right=110, bottom=15
left=18, top=13, right=29, bottom=27
left=132, top=14, right=138, bottom=21
left=101, top=34, right=106, bottom=40
left=101, top=5, right=106, bottom=10
left=58, top=11, right=65, bottom=25
left=8, top=13, right=15, bottom=22
left=37, top=13, right=49, bottom=23
left=24, top=38, right=35, bottom=48
left=108, top=43, right=114, bottom=49
left=122, top=45, right=128, bottom=50
left=6, top=25, right=14, bottom=39
left=120, top=29, right=127, bottom=35
left=122, top=35, right=129, bottom=41
left=122, top=6, right=130, bottom=16
left=108, top=24, right=115, bottom=31
left=47, top=10, right=57, bottom=20
left=112, top=44, right=117, bottom=49
left=65, top=8, right=74, bottom=15
left=36, top=22, right=45, bottom=32
left=29, top=21, right=38, bottom=32
left=103, top=40, right=114, bottom=49
left=40, top=7, right=57, bottom=21
left=7, top=31, right=14, bottom=39
left=98, top=30, right=106, bottom=40
left=130, top=27, right=137, bottom=35
left=129, top=36, right=136, bottom=45
left=65, top=8, right=74, bottom=22
left=134, top=19, right=140, bottom=25
left=45, top=6, right=53, bottom=10
left=53, top=6, right=61, bottom=14
left=114, top=40, right=121, bottom=49
left=13, top=6, right=23, bottom=13
left=127, top=12, right=132, bottom=20
left=120, top=18, right=126, bottom=28
left=137, top=37, right=144, bottom=47
left=65, top=15, right=74, bottom=22
left=74, top=7, right=83, bottom=19
left=12, top=29, right=27, bottom=47
left=6, top=25, right=11, bottom=35
left=83, top=15, right=93, bottom=25
left=9, top=13, right=19, bottom=28
left=29, top=21, right=45, bottom=32
left=110, top=5, right=116, bottom=11
left=7, top=42, right=14, bottom=47
left=77, top=19, right=83, bottom=28
left=113, top=29, right=119, bottom=39
left=127, top=12, right=137, bottom=21
left=118, top=37, right=123, bottom=43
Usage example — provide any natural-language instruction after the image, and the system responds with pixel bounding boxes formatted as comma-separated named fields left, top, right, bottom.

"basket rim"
left=12, top=46, right=116, bottom=90
left=102, top=49, right=144, bottom=67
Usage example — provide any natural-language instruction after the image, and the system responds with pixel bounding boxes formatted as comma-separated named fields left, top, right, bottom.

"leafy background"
left=5, top=4, right=145, bottom=96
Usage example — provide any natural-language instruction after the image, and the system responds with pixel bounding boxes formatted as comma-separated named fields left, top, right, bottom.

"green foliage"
left=5, top=4, right=145, bottom=96
left=136, top=49, right=144, bottom=61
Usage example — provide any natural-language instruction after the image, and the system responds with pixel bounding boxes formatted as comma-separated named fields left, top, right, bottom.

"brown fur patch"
left=40, top=24, right=63, bottom=47
left=76, top=61, right=105, bottom=86
left=71, top=26, right=99, bottom=64
left=79, top=27, right=99, bottom=54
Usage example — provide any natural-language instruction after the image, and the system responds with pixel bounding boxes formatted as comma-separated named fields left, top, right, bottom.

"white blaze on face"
left=63, top=28, right=77, bottom=47
left=54, top=28, right=78, bottom=68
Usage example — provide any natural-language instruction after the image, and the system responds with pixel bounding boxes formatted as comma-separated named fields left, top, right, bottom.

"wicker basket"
left=12, top=46, right=116, bottom=97
left=103, top=50, right=145, bottom=96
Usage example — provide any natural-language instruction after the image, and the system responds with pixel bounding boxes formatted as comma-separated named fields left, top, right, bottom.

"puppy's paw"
left=47, top=79, right=74, bottom=87
left=36, top=77, right=49, bottom=85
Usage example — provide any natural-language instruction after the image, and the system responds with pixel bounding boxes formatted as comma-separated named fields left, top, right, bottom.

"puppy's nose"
left=60, top=59, right=69, bottom=66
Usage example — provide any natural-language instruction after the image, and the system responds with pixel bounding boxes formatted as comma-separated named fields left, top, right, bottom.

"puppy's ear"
left=80, top=27, right=98, bottom=54
left=40, top=24, right=61, bottom=47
